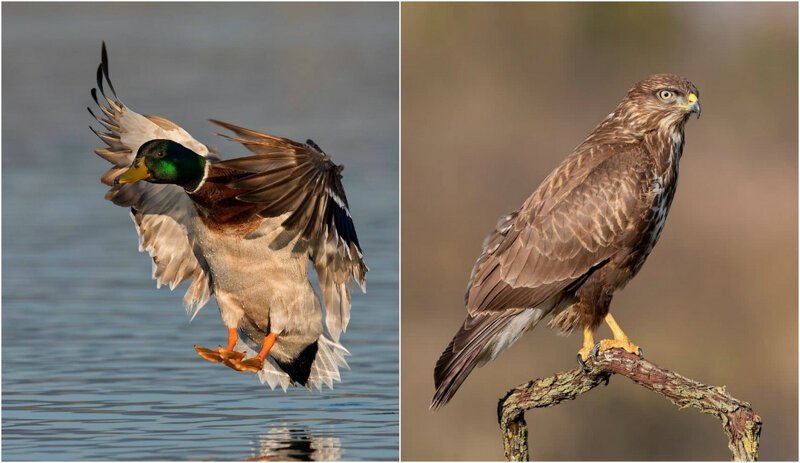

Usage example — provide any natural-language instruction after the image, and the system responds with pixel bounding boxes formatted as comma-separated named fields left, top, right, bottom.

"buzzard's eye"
left=657, top=90, right=674, bottom=101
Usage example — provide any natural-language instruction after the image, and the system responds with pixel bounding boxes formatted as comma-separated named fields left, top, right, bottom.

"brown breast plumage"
left=188, top=165, right=264, bottom=236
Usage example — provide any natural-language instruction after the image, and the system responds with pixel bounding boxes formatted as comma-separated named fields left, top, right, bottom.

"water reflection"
left=248, top=427, right=342, bottom=461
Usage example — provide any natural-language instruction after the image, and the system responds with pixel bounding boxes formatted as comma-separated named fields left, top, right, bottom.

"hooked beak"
left=114, top=160, right=151, bottom=184
left=687, top=92, right=701, bottom=119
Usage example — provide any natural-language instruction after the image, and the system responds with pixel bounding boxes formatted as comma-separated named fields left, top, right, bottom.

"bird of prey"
left=88, top=43, right=366, bottom=391
left=432, top=74, right=700, bottom=408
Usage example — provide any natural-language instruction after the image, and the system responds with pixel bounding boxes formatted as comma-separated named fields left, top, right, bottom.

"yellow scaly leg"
left=576, top=326, right=595, bottom=362
left=596, top=313, right=643, bottom=357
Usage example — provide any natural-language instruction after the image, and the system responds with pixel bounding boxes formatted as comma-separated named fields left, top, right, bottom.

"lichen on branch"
left=497, top=348, right=762, bottom=461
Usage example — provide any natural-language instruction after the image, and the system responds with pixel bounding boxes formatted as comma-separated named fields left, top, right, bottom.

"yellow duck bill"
left=114, top=162, right=151, bottom=184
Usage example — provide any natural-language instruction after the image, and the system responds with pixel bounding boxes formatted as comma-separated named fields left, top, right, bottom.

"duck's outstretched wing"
left=211, top=120, right=367, bottom=341
left=88, top=42, right=215, bottom=319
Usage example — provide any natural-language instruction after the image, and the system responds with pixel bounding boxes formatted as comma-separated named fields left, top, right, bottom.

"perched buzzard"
left=432, top=74, right=700, bottom=409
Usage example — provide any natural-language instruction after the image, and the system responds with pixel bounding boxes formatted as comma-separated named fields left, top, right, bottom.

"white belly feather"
left=192, top=213, right=323, bottom=361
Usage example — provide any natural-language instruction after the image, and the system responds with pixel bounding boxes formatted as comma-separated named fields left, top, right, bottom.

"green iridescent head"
left=115, top=139, right=207, bottom=191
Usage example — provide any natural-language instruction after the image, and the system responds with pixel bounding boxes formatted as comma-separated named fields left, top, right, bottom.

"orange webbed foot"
left=225, top=357, right=265, bottom=373
left=194, top=345, right=223, bottom=363
left=194, top=345, right=245, bottom=364
left=225, top=332, right=276, bottom=374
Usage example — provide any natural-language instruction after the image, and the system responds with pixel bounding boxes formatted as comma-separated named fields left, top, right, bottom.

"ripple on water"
left=4, top=168, right=398, bottom=460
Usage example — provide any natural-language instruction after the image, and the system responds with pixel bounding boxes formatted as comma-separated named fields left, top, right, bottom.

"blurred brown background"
left=402, top=3, right=797, bottom=460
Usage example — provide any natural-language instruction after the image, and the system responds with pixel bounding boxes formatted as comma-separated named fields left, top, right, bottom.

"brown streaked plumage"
left=432, top=74, right=700, bottom=409
left=89, top=43, right=364, bottom=390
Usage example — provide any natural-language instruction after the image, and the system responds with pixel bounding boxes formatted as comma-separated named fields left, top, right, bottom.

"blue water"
left=2, top=3, right=398, bottom=460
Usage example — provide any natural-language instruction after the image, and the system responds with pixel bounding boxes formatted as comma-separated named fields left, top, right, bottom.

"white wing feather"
left=89, top=48, right=214, bottom=318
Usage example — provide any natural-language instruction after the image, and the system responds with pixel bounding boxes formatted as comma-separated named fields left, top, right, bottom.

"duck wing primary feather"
left=211, top=119, right=367, bottom=341
left=88, top=42, right=215, bottom=319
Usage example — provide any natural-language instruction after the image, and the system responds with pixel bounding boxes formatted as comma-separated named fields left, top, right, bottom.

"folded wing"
left=465, top=144, right=644, bottom=316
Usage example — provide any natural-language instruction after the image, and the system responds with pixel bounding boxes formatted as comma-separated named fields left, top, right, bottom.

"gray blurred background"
left=3, top=3, right=398, bottom=460
left=402, top=3, right=796, bottom=460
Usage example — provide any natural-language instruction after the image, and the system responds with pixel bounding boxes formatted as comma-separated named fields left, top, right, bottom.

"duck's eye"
left=657, top=90, right=674, bottom=101
left=156, top=151, right=165, bottom=158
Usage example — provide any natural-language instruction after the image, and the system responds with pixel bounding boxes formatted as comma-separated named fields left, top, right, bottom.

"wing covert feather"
left=466, top=144, right=645, bottom=314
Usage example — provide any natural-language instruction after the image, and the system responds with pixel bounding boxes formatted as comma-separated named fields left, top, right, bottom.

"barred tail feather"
left=431, top=308, right=546, bottom=409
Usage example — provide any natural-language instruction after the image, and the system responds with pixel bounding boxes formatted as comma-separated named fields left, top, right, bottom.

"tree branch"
left=497, top=348, right=762, bottom=461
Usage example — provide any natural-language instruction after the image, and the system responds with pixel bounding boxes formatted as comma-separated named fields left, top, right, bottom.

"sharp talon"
left=576, top=354, right=590, bottom=372
left=638, top=347, right=644, bottom=358
left=589, top=342, right=601, bottom=359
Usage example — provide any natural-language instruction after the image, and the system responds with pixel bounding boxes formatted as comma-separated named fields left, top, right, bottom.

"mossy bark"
left=497, top=349, right=762, bottom=461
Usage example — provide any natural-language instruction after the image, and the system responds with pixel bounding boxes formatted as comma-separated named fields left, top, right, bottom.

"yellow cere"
left=687, top=93, right=698, bottom=104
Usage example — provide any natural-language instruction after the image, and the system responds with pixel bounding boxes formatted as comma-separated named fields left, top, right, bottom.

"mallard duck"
left=88, top=43, right=366, bottom=390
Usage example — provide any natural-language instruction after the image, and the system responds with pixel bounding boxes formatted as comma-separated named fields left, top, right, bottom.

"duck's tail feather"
left=235, top=334, right=350, bottom=391
left=308, top=335, right=351, bottom=390
left=234, top=339, right=293, bottom=391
